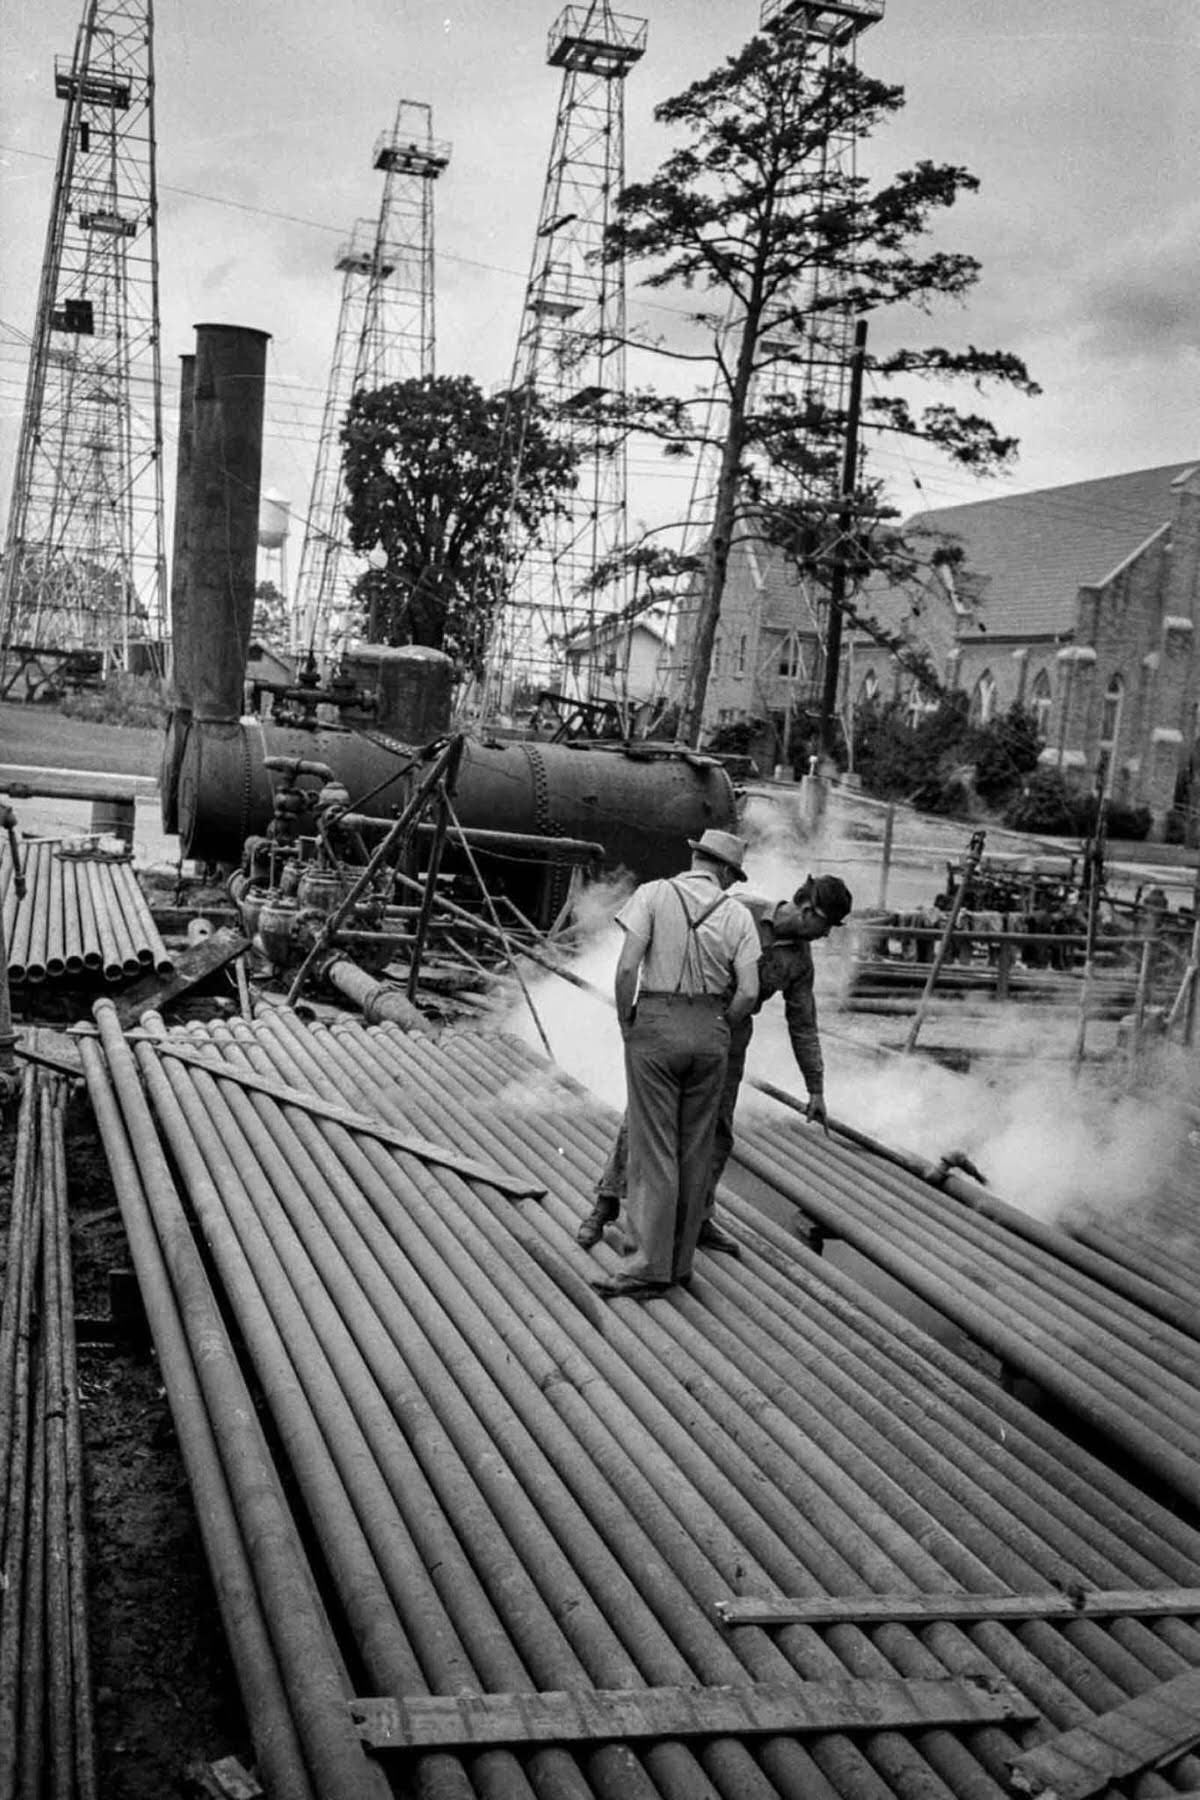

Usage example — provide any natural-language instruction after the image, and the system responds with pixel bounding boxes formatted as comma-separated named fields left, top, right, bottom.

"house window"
left=858, top=670, right=879, bottom=707
left=1030, top=669, right=1052, bottom=738
left=1097, top=674, right=1124, bottom=795
left=778, top=636, right=801, bottom=678
left=712, top=637, right=723, bottom=678
left=734, top=633, right=747, bottom=678
left=969, top=669, right=996, bottom=726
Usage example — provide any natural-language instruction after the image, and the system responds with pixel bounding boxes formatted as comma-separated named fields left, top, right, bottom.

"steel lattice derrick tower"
left=484, top=3, right=647, bottom=714
left=0, top=0, right=165, bottom=672
left=293, top=100, right=449, bottom=658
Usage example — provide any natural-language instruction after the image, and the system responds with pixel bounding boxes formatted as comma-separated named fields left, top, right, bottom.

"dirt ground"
left=3, top=1088, right=252, bottom=1796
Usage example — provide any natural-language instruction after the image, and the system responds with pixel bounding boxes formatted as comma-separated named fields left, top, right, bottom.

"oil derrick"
left=482, top=3, right=647, bottom=718
left=293, top=101, right=449, bottom=660
left=0, top=0, right=165, bottom=675
left=656, top=0, right=885, bottom=719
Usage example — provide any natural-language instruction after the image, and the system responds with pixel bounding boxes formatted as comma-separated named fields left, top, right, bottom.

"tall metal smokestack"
left=187, top=324, right=271, bottom=721
left=171, top=324, right=271, bottom=860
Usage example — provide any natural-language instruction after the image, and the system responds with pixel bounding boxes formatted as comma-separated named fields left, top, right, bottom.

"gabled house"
left=848, top=461, right=1200, bottom=833
left=557, top=609, right=672, bottom=711
left=679, top=464, right=1200, bottom=833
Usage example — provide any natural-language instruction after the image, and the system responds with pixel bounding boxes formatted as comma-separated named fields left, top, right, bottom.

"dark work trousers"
left=599, top=1015, right=752, bottom=1218
left=621, top=994, right=730, bottom=1283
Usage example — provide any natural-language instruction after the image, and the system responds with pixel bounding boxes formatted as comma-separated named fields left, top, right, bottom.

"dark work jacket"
left=733, top=909, right=824, bottom=1099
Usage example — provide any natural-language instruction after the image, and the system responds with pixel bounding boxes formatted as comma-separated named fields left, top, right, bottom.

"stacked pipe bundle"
left=726, top=1107, right=1200, bottom=1512
left=81, top=1002, right=1200, bottom=1800
left=0, top=1067, right=96, bottom=1799
left=1, top=839, right=172, bottom=987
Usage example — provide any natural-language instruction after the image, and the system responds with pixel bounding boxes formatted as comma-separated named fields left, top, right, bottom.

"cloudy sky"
left=2, top=0, right=1196, bottom=567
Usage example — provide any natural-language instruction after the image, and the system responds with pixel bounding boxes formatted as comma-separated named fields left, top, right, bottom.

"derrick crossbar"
left=351, top=1676, right=1036, bottom=1751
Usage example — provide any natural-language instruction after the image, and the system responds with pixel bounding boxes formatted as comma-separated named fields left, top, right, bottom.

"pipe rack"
left=76, top=1005, right=1200, bottom=1800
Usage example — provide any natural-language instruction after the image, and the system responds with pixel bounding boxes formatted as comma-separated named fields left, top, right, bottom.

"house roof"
left=872, top=461, right=1198, bottom=641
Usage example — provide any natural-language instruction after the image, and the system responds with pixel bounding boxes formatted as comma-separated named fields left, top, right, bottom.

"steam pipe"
left=88, top=1003, right=383, bottom=1800
left=321, top=957, right=427, bottom=1030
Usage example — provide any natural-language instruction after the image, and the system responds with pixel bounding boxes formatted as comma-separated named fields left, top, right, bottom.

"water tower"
left=257, top=489, right=291, bottom=605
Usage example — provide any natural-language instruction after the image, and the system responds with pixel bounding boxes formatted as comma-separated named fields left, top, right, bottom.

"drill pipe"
left=253, top=1022, right=1194, bottom=1792
left=260, top=1022, right=1200, bottom=1792
left=133, top=1022, right=507, bottom=1800
left=49, top=1078, right=97, bottom=1799
left=138, top=1015, right=1200, bottom=1800
left=77, top=1034, right=318, bottom=1800
left=87, top=1005, right=382, bottom=1800
left=732, top=1128, right=1200, bottom=1511
left=5, top=841, right=43, bottom=980
left=746, top=1120, right=1200, bottom=1414
left=382, top=1025, right=1200, bottom=1575
left=82, top=863, right=124, bottom=982
left=200, top=1014, right=785, bottom=1800
left=753, top=1086, right=1198, bottom=1339
left=0, top=1073, right=40, bottom=1799
left=113, top=861, right=172, bottom=974
left=744, top=1119, right=1200, bottom=1399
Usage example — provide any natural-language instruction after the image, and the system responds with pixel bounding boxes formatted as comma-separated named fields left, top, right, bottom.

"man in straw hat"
left=581, top=867, right=854, bottom=1267
left=590, top=828, right=761, bottom=1298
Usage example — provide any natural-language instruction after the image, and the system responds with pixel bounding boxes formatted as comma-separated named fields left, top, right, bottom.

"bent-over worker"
left=579, top=871, right=853, bottom=1258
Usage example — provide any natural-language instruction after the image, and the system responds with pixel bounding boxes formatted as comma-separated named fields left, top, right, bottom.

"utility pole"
left=818, top=316, right=868, bottom=761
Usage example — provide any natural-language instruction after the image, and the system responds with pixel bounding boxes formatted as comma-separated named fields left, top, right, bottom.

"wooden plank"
left=1009, top=1668, right=1200, bottom=1799
left=716, top=1587, right=1200, bottom=1629
left=110, top=926, right=249, bottom=1027
left=351, top=1676, right=1037, bottom=1752
left=15, top=1028, right=85, bottom=1078
left=151, top=1041, right=546, bottom=1199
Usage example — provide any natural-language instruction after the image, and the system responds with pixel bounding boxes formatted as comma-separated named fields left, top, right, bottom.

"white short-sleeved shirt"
left=616, top=870, right=762, bottom=997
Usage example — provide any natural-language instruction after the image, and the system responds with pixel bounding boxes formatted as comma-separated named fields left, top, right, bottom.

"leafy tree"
left=597, top=23, right=1039, bottom=744
left=251, top=579, right=289, bottom=646
left=339, top=375, right=578, bottom=675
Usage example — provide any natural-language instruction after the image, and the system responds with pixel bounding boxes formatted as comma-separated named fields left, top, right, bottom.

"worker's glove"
left=805, top=1095, right=828, bottom=1127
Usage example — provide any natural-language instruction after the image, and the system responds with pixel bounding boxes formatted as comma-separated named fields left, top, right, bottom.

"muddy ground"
left=3, top=1089, right=251, bottom=1797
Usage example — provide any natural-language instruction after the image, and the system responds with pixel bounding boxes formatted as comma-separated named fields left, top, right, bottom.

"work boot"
left=698, top=1217, right=742, bottom=1257
left=576, top=1194, right=619, bottom=1249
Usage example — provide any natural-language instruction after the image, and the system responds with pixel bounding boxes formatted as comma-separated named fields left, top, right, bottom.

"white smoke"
left=502, top=784, right=1196, bottom=1229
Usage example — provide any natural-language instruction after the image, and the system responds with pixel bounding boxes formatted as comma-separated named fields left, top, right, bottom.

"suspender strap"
left=667, top=879, right=729, bottom=996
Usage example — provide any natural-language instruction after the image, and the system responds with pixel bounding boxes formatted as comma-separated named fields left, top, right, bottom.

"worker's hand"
left=805, top=1095, right=828, bottom=1127
left=618, top=1010, right=636, bottom=1040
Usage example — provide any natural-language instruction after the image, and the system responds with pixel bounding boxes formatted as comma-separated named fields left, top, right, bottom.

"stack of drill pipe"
left=80, top=1002, right=382, bottom=1800
left=714, top=1107, right=1200, bottom=1510
left=2, top=842, right=172, bottom=986
left=87, top=1007, right=1200, bottom=1800
left=0, top=1068, right=96, bottom=1799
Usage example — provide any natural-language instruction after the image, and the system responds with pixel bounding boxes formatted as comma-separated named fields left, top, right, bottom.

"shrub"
left=969, top=703, right=1043, bottom=806
left=1002, top=768, right=1082, bottom=834
left=58, top=671, right=168, bottom=729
